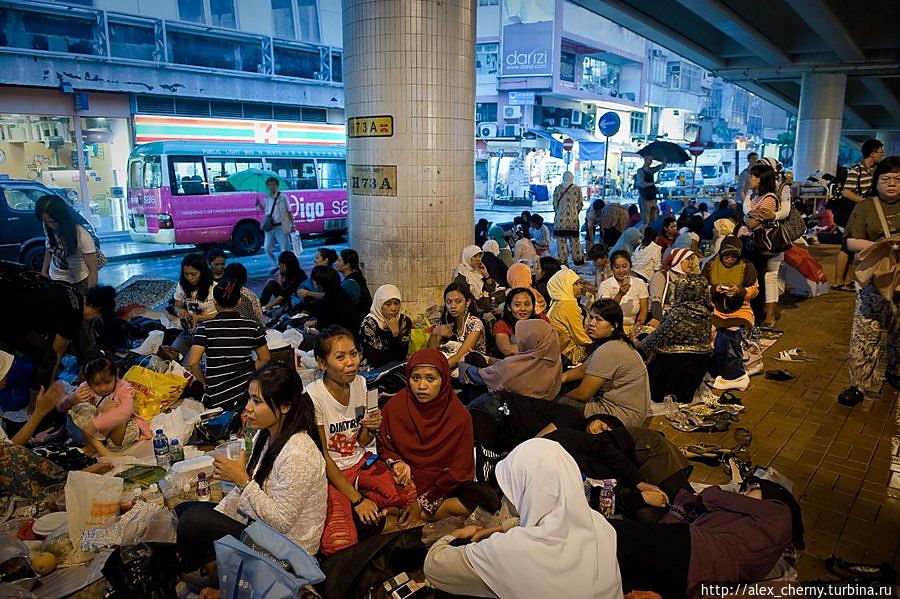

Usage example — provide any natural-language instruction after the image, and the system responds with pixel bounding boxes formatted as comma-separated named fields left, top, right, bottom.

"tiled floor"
left=648, top=244, right=900, bottom=579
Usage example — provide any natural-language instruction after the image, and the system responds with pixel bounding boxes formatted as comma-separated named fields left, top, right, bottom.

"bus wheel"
left=230, top=221, right=263, bottom=256
left=21, top=244, right=46, bottom=271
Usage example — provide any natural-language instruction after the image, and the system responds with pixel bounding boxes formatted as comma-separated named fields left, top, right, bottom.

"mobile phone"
left=362, top=453, right=379, bottom=470
left=366, top=389, right=379, bottom=412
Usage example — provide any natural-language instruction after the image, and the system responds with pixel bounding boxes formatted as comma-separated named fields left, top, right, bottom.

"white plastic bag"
left=133, top=330, right=164, bottom=356
left=65, top=471, right=123, bottom=561
left=290, top=231, right=303, bottom=257
left=149, top=398, right=205, bottom=446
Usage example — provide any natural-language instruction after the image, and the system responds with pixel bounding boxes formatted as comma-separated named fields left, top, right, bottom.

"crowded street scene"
left=0, top=0, right=898, bottom=598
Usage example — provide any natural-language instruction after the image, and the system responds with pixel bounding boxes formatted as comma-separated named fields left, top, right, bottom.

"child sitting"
left=528, top=214, right=551, bottom=256
left=58, top=358, right=151, bottom=455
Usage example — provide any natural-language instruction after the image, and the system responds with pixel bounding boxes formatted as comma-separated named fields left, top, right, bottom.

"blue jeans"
left=713, top=329, right=745, bottom=380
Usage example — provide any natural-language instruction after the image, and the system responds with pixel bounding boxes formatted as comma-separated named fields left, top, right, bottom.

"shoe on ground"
left=712, top=373, right=750, bottom=391
left=746, top=361, right=764, bottom=376
left=837, top=386, right=864, bottom=407
left=765, top=369, right=795, bottom=382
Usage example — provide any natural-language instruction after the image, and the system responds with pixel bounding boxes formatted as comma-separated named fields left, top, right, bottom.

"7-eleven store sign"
left=254, top=122, right=278, bottom=144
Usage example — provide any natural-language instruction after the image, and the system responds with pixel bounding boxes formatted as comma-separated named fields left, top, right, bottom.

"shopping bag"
left=290, top=231, right=304, bottom=257
left=102, top=542, right=179, bottom=599
left=123, top=365, right=189, bottom=421
left=407, top=312, right=432, bottom=357
left=215, top=521, right=324, bottom=599
left=784, top=246, right=827, bottom=284
left=66, top=471, right=123, bottom=559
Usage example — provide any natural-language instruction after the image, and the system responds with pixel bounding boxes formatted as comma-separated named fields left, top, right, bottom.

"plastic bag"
left=0, top=534, right=31, bottom=582
left=290, top=230, right=303, bottom=257
left=101, top=542, right=178, bottom=599
left=421, top=516, right=465, bottom=547
left=123, top=365, right=188, bottom=421
left=149, top=398, right=205, bottom=446
left=133, top=330, right=164, bottom=356
left=119, top=505, right=177, bottom=547
left=65, top=471, right=123, bottom=561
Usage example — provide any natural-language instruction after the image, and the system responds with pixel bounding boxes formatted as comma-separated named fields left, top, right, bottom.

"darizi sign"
left=348, top=116, right=394, bottom=138
left=500, top=0, right=554, bottom=78
left=349, top=165, right=397, bottom=197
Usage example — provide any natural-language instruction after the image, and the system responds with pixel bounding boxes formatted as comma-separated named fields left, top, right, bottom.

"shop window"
left=268, top=158, right=317, bottom=190
left=316, top=160, right=346, bottom=190
left=273, top=45, right=319, bottom=79
left=170, top=156, right=208, bottom=195
left=109, top=21, right=155, bottom=61
left=4, top=188, right=46, bottom=213
left=206, top=158, right=264, bottom=191
left=560, top=51, right=576, bottom=83
left=143, top=156, right=162, bottom=189
left=332, top=52, right=342, bottom=82
left=7, top=10, right=100, bottom=55
left=582, top=56, right=621, bottom=96
left=476, top=43, right=498, bottom=77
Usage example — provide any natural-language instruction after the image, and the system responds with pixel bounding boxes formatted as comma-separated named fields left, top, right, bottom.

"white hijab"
left=368, top=284, right=402, bottom=329
left=454, top=245, right=485, bottom=297
left=482, top=239, right=500, bottom=257
left=466, top=439, right=623, bottom=599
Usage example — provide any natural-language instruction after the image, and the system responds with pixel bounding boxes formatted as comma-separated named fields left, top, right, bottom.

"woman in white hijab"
left=424, top=438, right=623, bottom=599
left=700, top=218, right=737, bottom=269
left=358, top=284, right=412, bottom=368
left=454, top=245, right=487, bottom=298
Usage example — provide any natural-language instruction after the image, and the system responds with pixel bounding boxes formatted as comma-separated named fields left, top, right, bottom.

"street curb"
left=105, top=246, right=194, bottom=263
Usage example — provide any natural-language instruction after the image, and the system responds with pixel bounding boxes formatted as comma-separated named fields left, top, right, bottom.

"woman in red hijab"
left=379, top=349, right=499, bottom=528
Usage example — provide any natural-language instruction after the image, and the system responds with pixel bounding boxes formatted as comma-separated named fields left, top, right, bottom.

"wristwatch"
left=351, top=496, right=365, bottom=508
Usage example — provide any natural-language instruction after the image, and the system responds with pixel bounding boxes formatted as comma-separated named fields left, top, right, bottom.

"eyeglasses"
left=879, top=176, right=900, bottom=184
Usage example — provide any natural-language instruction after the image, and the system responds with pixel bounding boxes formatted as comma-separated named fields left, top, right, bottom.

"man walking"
left=257, top=177, right=293, bottom=271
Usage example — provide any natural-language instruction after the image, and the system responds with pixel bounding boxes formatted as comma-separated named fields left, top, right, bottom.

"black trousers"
left=175, top=501, right=247, bottom=571
left=260, top=280, right=284, bottom=306
left=469, top=393, right=584, bottom=452
left=647, top=352, right=710, bottom=403
left=610, top=520, right=691, bottom=599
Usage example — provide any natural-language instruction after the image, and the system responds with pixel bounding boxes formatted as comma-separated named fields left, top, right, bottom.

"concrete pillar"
left=343, top=0, right=476, bottom=314
left=876, top=130, right=900, bottom=157
left=792, top=73, right=846, bottom=181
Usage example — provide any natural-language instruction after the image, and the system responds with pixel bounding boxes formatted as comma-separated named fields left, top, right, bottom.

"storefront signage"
left=500, top=0, right=554, bottom=77
left=134, top=115, right=345, bottom=146
left=347, top=116, right=394, bottom=138
left=349, top=165, right=397, bottom=197
left=508, top=92, right=536, bottom=106
left=489, top=151, right=519, bottom=157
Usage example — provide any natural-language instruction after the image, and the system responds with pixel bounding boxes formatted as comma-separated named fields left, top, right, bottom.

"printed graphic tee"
left=307, top=375, right=368, bottom=471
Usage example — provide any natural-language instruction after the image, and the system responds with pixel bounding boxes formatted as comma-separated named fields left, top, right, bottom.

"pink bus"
left=127, top=141, right=348, bottom=254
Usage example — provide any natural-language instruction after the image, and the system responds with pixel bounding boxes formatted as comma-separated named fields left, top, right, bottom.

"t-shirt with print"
left=597, top=276, right=649, bottom=326
left=307, top=375, right=367, bottom=471
left=173, top=282, right=217, bottom=321
left=583, top=339, right=650, bottom=427
left=47, top=224, right=96, bottom=284
left=845, top=197, right=900, bottom=242
left=439, top=315, right=487, bottom=357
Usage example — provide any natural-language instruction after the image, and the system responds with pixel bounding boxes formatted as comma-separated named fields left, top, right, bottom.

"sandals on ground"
left=773, top=348, right=816, bottom=362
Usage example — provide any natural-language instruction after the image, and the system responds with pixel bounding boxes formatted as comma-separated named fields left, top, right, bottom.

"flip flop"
left=832, top=283, right=856, bottom=292
left=773, top=348, right=816, bottom=362
left=680, top=443, right=723, bottom=466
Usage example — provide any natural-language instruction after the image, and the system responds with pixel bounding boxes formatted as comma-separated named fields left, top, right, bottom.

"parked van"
left=657, top=167, right=705, bottom=198
left=0, top=178, right=63, bottom=270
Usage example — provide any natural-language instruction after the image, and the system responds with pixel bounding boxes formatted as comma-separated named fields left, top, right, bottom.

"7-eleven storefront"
left=133, top=115, right=346, bottom=146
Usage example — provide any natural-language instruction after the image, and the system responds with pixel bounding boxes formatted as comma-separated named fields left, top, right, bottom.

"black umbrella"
left=637, top=141, right=690, bottom=164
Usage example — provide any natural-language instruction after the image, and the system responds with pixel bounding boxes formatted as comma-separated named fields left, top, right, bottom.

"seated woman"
left=453, top=246, right=491, bottom=302
left=222, top=262, right=266, bottom=327
left=631, top=227, right=662, bottom=282
left=647, top=248, right=699, bottom=326
left=597, top=251, right=649, bottom=333
left=700, top=218, right=737, bottom=269
left=560, top=300, right=651, bottom=427
left=177, top=364, right=327, bottom=573
left=260, top=251, right=307, bottom=315
left=424, top=439, right=623, bottom=599
left=610, top=477, right=803, bottom=599
left=295, top=247, right=337, bottom=307
left=307, top=327, right=416, bottom=556
left=547, top=269, right=592, bottom=364
left=610, top=226, right=642, bottom=257
left=702, top=236, right=759, bottom=391
left=506, top=263, right=546, bottom=315
left=208, top=248, right=227, bottom=282
left=587, top=243, right=611, bottom=291
left=488, top=225, right=514, bottom=267
left=480, top=240, right=509, bottom=289
left=172, top=253, right=218, bottom=353
left=378, top=350, right=499, bottom=527
left=336, top=249, right=373, bottom=315
left=533, top=255, right=562, bottom=308
left=513, top=237, right=538, bottom=266
left=359, top=284, right=411, bottom=368
left=655, top=216, right=679, bottom=250
left=57, top=357, right=151, bottom=456
left=491, top=287, right=540, bottom=357
left=305, top=266, right=362, bottom=333
left=641, top=274, right=713, bottom=404
left=428, top=282, right=487, bottom=370
left=187, top=280, right=270, bottom=411
left=83, top=286, right=133, bottom=359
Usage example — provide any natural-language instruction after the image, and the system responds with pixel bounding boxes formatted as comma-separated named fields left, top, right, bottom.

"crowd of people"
left=0, top=147, right=896, bottom=599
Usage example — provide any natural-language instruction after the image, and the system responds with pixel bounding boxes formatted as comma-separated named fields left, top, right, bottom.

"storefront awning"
left=527, top=128, right=564, bottom=159
left=554, top=127, right=606, bottom=161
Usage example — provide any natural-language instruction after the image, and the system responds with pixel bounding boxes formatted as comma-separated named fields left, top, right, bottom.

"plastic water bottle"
left=197, top=472, right=211, bottom=501
left=599, top=479, right=616, bottom=518
left=170, top=439, right=185, bottom=464
left=153, top=429, right=171, bottom=469
left=582, top=474, right=592, bottom=504
left=144, top=483, right=164, bottom=507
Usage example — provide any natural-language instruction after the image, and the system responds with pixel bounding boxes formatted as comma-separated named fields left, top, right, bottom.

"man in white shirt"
left=737, top=152, right=758, bottom=206
left=257, top=178, right=294, bottom=270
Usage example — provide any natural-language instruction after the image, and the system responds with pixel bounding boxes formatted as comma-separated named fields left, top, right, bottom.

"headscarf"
left=673, top=233, right=694, bottom=249
left=513, top=238, right=538, bottom=264
left=454, top=245, right=484, bottom=297
left=482, top=239, right=500, bottom=256
left=702, top=219, right=737, bottom=268
left=368, top=284, right=401, bottom=329
left=546, top=268, right=580, bottom=304
left=663, top=247, right=695, bottom=275
left=489, top=225, right=509, bottom=250
left=506, top=263, right=546, bottom=314
left=561, top=171, right=574, bottom=186
left=466, top=439, right=623, bottom=599
left=610, top=226, right=642, bottom=256
left=478, top=320, right=562, bottom=401
left=378, top=350, right=474, bottom=506
left=706, top=236, right=747, bottom=289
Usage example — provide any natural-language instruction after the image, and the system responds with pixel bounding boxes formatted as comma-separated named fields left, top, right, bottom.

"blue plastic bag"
left=215, top=521, right=325, bottom=599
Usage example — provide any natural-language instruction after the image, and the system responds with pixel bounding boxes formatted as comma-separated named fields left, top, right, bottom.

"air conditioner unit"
left=571, top=110, right=583, bottom=126
left=503, top=124, right=522, bottom=137
left=503, top=105, right=522, bottom=119
left=477, top=123, right=498, bottom=138
left=560, top=117, right=570, bottom=127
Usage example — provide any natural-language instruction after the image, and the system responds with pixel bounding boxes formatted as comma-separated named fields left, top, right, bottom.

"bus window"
left=143, top=155, right=162, bottom=189
left=207, top=158, right=263, bottom=192
left=129, top=160, right=141, bottom=189
left=317, top=159, right=346, bottom=189
left=268, top=158, right=317, bottom=190
left=170, top=156, right=208, bottom=195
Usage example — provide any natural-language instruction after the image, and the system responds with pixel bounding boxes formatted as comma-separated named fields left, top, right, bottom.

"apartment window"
left=560, top=51, right=576, bottom=83
left=476, top=102, right=498, bottom=123
left=629, top=111, right=645, bottom=136
left=177, top=0, right=205, bottom=24
left=297, top=0, right=320, bottom=42
left=666, top=63, right=681, bottom=89
left=271, top=0, right=295, bottom=39
left=178, top=0, right=236, bottom=28
left=476, top=43, right=498, bottom=77
left=210, top=0, right=236, bottom=28
left=478, top=0, right=499, bottom=5
left=682, top=64, right=702, bottom=94
left=649, top=53, right=666, bottom=84
left=270, top=0, right=319, bottom=42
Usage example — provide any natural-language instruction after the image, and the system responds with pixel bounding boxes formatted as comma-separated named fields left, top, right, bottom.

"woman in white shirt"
left=35, top=194, right=99, bottom=295
left=176, top=363, right=327, bottom=572
left=631, top=226, right=663, bottom=282
left=597, top=250, right=649, bottom=332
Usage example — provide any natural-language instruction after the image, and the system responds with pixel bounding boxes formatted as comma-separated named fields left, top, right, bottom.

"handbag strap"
left=267, top=193, right=280, bottom=218
left=871, top=197, right=892, bottom=240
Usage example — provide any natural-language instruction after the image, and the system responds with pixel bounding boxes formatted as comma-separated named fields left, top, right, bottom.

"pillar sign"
left=349, top=165, right=397, bottom=196
left=348, top=116, right=394, bottom=138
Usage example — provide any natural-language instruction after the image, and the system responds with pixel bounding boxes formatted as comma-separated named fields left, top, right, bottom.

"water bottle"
left=153, top=429, right=171, bottom=469
left=244, top=428, right=254, bottom=455
left=144, top=483, right=164, bottom=507
left=582, top=473, right=592, bottom=504
left=599, top=479, right=616, bottom=519
left=197, top=472, right=211, bottom=501
left=170, top=439, right=185, bottom=464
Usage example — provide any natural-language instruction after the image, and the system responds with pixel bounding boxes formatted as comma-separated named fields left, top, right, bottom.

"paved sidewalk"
left=651, top=244, right=899, bottom=579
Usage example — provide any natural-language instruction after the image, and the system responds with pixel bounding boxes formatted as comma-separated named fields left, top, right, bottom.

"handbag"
left=261, top=194, right=279, bottom=233
left=749, top=193, right=793, bottom=255
left=854, top=198, right=900, bottom=301
left=783, top=203, right=807, bottom=242
left=215, top=521, right=325, bottom=599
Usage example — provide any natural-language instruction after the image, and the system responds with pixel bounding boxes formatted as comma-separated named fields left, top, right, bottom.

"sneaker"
left=712, top=373, right=750, bottom=391
left=837, top=386, right=864, bottom=407
left=746, top=361, right=764, bottom=376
